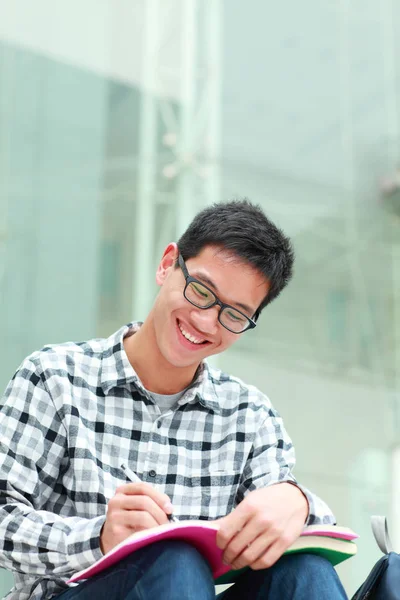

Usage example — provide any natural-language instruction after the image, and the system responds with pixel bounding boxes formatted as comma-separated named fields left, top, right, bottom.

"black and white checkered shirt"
left=0, top=323, right=335, bottom=600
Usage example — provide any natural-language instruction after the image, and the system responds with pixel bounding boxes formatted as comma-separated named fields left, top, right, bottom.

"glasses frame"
left=178, top=253, right=257, bottom=334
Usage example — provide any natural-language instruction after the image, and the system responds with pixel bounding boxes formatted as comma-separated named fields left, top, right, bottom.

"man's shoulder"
left=29, top=336, right=104, bottom=366
left=18, top=323, right=132, bottom=382
left=18, top=331, right=118, bottom=382
left=206, top=364, right=273, bottom=410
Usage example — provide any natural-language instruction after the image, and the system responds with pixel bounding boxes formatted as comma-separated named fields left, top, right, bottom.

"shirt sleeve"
left=0, top=357, right=105, bottom=576
left=237, top=401, right=336, bottom=525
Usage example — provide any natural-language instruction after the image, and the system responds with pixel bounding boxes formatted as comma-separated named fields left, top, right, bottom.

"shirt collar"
left=100, top=322, right=143, bottom=394
left=100, top=322, right=222, bottom=414
left=182, top=361, right=222, bottom=414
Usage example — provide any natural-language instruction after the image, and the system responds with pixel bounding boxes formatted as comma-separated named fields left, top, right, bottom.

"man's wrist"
left=283, top=481, right=309, bottom=523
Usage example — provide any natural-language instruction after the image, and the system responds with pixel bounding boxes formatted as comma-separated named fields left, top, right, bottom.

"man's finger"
left=228, top=536, right=272, bottom=569
left=216, top=509, right=250, bottom=551
left=124, top=510, right=160, bottom=533
left=116, top=482, right=173, bottom=514
left=249, top=538, right=288, bottom=571
left=222, top=518, right=268, bottom=567
left=117, top=493, right=171, bottom=526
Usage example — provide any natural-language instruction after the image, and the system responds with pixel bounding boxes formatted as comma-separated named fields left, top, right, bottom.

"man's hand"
left=216, top=483, right=308, bottom=571
left=100, top=482, right=174, bottom=555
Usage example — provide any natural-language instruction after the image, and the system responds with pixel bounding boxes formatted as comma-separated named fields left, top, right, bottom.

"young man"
left=0, top=200, right=347, bottom=599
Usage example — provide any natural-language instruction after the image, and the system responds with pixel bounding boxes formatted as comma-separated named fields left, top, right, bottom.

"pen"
left=120, top=463, right=179, bottom=523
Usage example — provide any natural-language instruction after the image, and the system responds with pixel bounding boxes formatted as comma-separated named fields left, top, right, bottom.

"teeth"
left=178, top=322, right=205, bottom=345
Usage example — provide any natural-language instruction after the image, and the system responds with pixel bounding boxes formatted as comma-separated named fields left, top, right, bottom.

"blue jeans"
left=56, top=540, right=348, bottom=600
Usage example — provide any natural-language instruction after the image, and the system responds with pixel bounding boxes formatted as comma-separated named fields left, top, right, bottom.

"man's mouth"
left=177, top=320, right=209, bottom=345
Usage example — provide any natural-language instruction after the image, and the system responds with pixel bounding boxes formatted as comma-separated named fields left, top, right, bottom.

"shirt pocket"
left=186, top=466, right=242, bottom=520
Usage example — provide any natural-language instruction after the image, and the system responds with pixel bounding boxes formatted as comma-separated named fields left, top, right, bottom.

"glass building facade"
left=0, top=1, right=399, bottom=596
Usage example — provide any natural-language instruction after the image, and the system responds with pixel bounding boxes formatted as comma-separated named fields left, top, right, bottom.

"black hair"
left=176, top=199, right=294, bottom=317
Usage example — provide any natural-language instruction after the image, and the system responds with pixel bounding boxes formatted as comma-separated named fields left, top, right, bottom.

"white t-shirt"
left=147, top=389, right=187, bottom=417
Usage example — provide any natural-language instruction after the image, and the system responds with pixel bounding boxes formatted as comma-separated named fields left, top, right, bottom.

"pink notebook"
left=298, top=524, right=357, bottom=541
left=68, top=521, right=358, bottom=584
left=69, top=522, right=227, bottom=583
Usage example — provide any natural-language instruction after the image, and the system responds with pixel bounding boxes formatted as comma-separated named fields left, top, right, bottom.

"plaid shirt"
left=0, top=323, right=335, bottom=600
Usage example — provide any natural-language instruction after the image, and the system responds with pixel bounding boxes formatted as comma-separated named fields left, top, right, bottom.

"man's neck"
left=123, top=319, right=199, bottom=395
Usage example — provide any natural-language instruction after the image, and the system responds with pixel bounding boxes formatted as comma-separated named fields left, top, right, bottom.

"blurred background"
left=0, top=0, right=399, bottom=596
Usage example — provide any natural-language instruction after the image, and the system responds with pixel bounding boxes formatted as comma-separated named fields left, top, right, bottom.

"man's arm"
left=216, top=402, right=334, bottom=570
left=235, top=402, right=335, bottom=525
left=0, top=357, right=104, bottom=577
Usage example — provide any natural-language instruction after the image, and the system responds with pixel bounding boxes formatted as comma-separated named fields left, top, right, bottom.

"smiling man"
left=0, top=200, right=347, bottom=600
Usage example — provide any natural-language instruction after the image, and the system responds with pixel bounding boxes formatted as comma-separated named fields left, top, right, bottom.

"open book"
left=68, top=521, right=358, bottom=585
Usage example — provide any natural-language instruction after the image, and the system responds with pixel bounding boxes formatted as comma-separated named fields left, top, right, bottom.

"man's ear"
left=156, top=242, right=179, bottom=286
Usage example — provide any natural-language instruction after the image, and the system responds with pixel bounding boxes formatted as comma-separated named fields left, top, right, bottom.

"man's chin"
left=167, top=348, right=214, bottom=369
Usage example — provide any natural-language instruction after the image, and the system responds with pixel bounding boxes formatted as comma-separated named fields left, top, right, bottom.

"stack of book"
left=68, top=520, right=358, bottom=585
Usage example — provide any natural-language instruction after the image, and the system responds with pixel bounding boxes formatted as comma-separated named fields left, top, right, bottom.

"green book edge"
left=215, top=545, right=357, bottom=585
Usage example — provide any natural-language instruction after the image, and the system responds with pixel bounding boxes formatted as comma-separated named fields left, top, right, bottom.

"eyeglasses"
left=178, top=254, right=257, bottom=334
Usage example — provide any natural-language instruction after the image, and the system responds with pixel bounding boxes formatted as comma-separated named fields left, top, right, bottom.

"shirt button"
left=149, top=470, right=156, bottom=478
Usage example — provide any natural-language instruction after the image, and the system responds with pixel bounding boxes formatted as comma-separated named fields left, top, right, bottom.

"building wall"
left=0, top=1, right=399, bottom=596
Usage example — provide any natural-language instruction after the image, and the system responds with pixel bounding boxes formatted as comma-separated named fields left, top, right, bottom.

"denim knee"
left=136, top=540, right=216, bottom=599
left=157, top=540, right=214, bottom=572
left=271, top=552, right=335, bottom=579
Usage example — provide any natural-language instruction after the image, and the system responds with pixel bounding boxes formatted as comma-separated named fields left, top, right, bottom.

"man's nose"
left=190, top=305, right=220, bottom=334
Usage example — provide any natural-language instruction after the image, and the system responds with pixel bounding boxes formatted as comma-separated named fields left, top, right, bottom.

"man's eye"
left=191, top=283, right=210, bottom=298
left=226, top=310, right=246, bottom=322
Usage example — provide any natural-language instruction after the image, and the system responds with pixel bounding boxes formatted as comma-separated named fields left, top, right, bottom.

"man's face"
left=151, top=244, right=269, bottom=370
